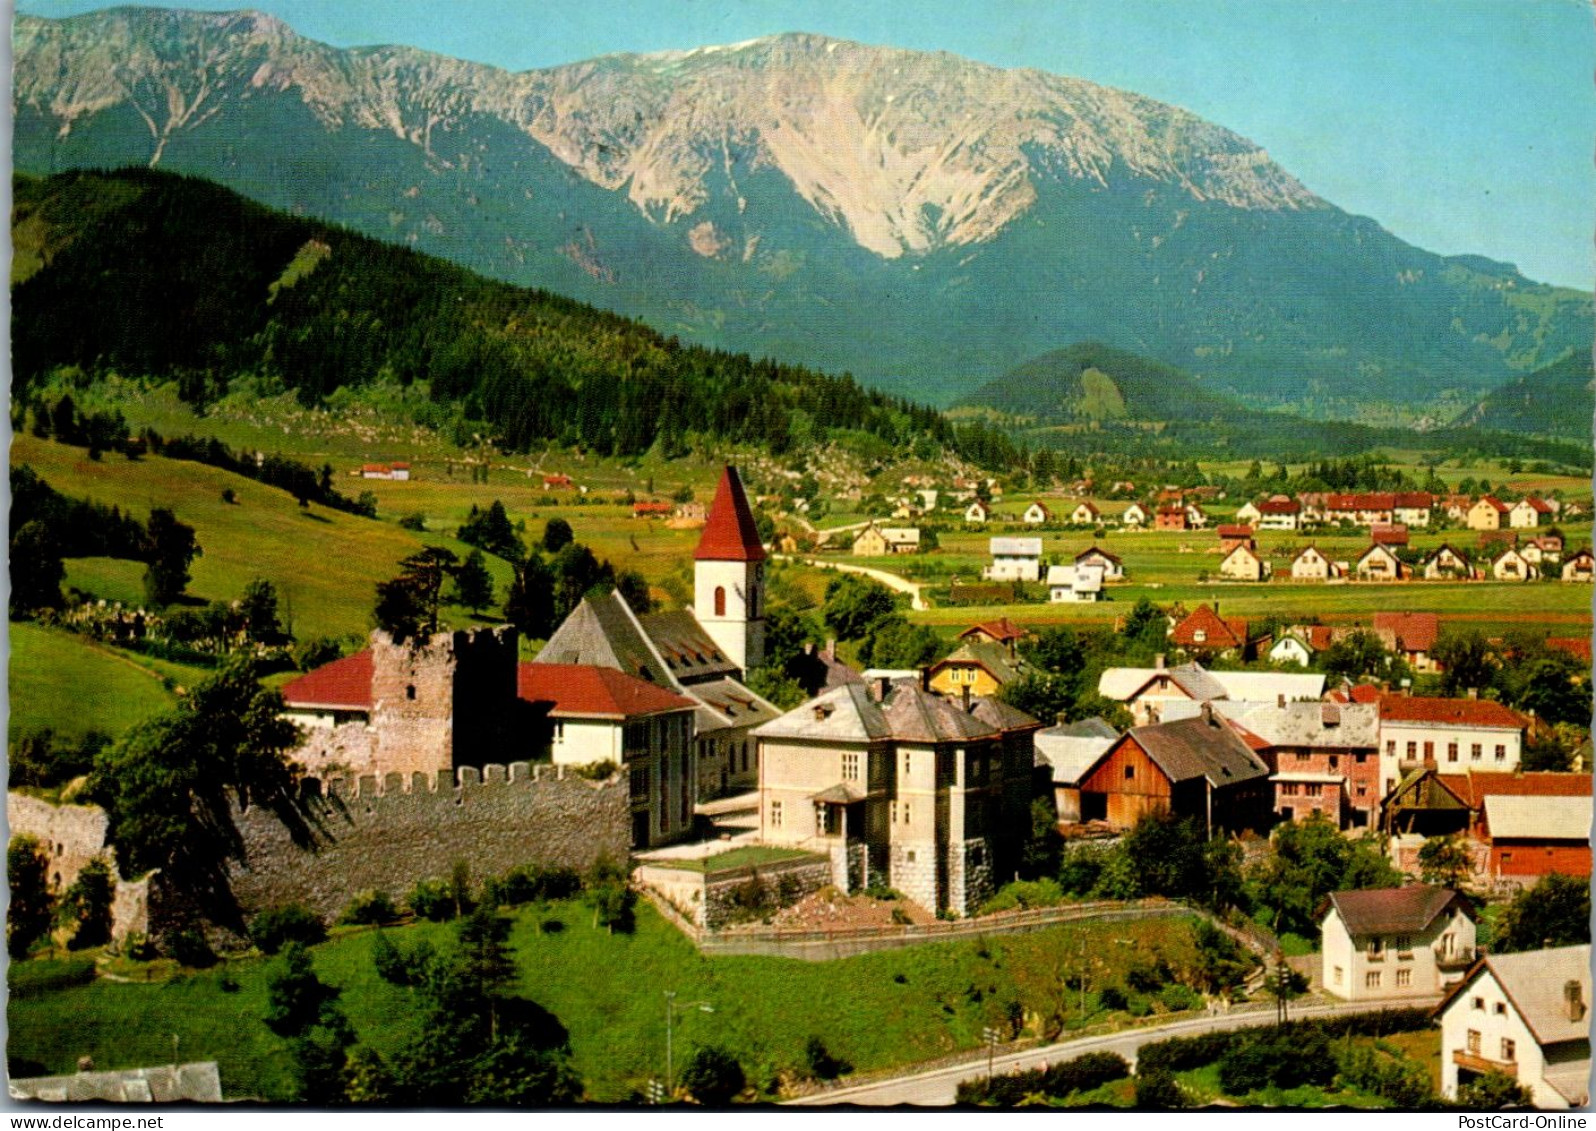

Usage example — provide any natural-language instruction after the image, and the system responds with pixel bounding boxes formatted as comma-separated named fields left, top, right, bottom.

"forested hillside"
left=12, top=169, right=958, bottom=463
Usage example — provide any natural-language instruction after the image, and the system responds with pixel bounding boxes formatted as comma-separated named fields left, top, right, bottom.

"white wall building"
left=984, top=537, right=1043, bottom=582
left=1376, top=696, right=1526, bottom=797
left=1321, top=885, right=1475, bottom=1002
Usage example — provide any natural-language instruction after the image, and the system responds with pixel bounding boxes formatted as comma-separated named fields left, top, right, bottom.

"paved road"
left=786, top=995, right=1437, bottom=1106
left=779, top=556, right=929, bottom=611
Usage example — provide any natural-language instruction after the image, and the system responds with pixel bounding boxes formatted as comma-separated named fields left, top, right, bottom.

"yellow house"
left=1467, top=496, right=1509, bottom=530
left=926, top=642, right=1025, bottom=699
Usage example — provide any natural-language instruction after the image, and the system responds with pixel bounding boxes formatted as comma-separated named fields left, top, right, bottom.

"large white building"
left=1437, top=945, right=1590, bottom=1108
left=1376, top=696, right=1526, bottom=799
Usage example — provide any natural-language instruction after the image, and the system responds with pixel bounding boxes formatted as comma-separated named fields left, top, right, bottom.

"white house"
left=1234, top=501, right=1262, bottom=525
left=964, top=500, right=991, bottom=524
left=1268, top=625, right=1334, bottom=668
left=1074, top=546, right=1125, bottom=581
left=1509, top=497, right=1554, bottom=529
left=1022, top=501, right=1053, bottom=525
left=1376, top=696, right=1526, bottom=798
left=1421, top=544, right=1475, bottom=581
left=984, top=537, right=1044, bottom=582
left=1490, top=547, right=1537, bottom=581
left=1562, top=548, right=1594, bottom=582
left=1121, top=503, right=1150, bottom=529
left=1046, top=563, right=1104, bottom=603
left=1070, top=501, right=1100, bottom=525
left=1218, top=543, right=1270, bottom=582
left=1321, top=886, right=1475, bottom=1003
left=1257, top=496, right=1303, bottom=531
left=1291, top=545, right=1339, bottom=581
left=1184, top=502, right=1209, bottom=529
left=1437, top=945, right=1590, bottom=1108
left=1354, top=543, right=1406, bottom=582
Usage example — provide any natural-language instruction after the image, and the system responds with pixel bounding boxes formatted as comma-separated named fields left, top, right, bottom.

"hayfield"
left=8, top=622, right=179, bottom=742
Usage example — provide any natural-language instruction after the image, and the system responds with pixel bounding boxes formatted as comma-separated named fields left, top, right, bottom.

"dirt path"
left=778, top=555, right=929, bottom=611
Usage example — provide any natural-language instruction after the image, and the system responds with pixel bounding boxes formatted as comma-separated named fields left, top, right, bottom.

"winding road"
left=785, top=994, right=1439, bottom=1106
left=777, top=555, right=929, bottom=612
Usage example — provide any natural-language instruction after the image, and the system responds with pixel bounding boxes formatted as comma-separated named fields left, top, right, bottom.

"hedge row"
left=956, top=1051, right=1130, bottom=1106
left=1136, top=1008, right=1433, bottom=1076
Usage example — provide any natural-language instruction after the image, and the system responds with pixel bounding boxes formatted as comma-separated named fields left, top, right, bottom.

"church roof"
left=695, top=466, right=767, bottom=562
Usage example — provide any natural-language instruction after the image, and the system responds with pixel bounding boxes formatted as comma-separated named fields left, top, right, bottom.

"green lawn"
left=7, top=622, right=179, bottom=742
left=8, top=900, right=1201, bottom=1103
left=650, top=846, right=820, bottom=874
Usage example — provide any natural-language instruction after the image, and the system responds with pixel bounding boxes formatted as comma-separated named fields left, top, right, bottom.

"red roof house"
left=281, top=650, right=375, bottom=713
left=1169, top=604, right=1250, bottom=657
left=516, top=663, right=696, bottom=719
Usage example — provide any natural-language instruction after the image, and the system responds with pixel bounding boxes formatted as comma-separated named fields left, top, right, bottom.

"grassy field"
left=8, top=622, right=179, bottom=742
left=7, top=899, right=1201, bottom=1102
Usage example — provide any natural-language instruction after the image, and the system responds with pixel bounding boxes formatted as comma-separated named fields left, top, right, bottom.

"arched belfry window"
left=714, top=586, right=726, bottom=616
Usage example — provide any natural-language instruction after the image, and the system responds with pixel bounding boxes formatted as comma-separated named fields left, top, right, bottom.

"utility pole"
left=664, top=990, right=714, bottom=1097
left=982, top=1026, right=1000, bottom=1080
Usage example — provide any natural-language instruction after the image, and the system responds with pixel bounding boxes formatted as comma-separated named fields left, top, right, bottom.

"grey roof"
left=884, top=685, right=1000, bottom=743
left=688, top=676, right=782, bottom=735
left=754, top=682, right=1003, bottom=745
left=1058, top=716, right=1120, bottom=740
left=754, top=683, right=892, bottom=744
left=1126, top=714, right=1270, bottom=788
left=1328, top=885, right=1468, bottom=937
left=1233, top=701, right=1379, bottom=749
left=1484, top=794, right=1591, bottom=840
left=1035, top=727, right=1117, bottom=785
left=1210, top=671, right=1326, bottom=702
left=638, top=608, right=739, bottom=683
left=969, top=696, right=1042, bottom=733
left=535, top=593, right=671, bottom=686
left=1480, top=945, right=1592, bottom=1048
left=11, top=1062, right=223, bottom=1103
left=1098, top=662, right=1227, bottom=702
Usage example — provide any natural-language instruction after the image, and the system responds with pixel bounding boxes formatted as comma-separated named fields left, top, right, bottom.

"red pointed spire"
left=694, top=465, right=767, bottom=562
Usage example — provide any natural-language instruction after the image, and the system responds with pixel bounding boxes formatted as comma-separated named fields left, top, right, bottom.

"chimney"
left=1467, top=687, right=1478, bottom=700
left=825, top=638, right=838, bottom=661
left=962, top=685, right=973, bottom=714
left=812, top=702, right=834, bottom=721
left=1201, top=702, right=1217, bottom=727
left=920, top=668, right=931, bottom=692
left=876, top=676, right=891, bottom=702
left=1566, top=980, right=1587, bottom=1023
left=1155, top=653, right=1166, bottom=671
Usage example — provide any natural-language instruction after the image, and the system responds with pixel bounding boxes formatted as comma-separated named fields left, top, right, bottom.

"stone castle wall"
left=227, top=761, right=629, bottom=924
left=289, top=722, right=378, bottom=778
left=8, top=791, right=150, bottom=938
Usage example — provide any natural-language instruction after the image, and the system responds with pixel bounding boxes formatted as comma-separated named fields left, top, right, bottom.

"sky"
left=15, top=0, right=1596, bottom=288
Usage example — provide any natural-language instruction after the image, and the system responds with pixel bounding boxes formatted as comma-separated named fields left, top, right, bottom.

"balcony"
left=1436, top=948, right=1477, bottom=971
left=1453, top=1050, right=1516, bottom=1077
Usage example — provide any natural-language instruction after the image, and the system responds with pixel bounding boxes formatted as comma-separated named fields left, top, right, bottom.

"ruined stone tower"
left=370, top=626, right=519, bottom=776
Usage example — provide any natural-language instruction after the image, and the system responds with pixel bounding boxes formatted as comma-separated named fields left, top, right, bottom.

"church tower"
left=694, top=465, right=766, bottom=675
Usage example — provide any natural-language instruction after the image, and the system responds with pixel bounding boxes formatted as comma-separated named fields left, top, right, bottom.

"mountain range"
left=12, top=7, right=1593, bottom=416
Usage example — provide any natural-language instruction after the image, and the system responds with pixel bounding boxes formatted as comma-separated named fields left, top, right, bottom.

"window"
left=1124, top=764, right=1136, bottom=780
left=1281, top=783, right=1299, bottom=797
left=1471, top=743, right=1482, bottom=760
left=1355, top=752, right=1367, bottom=764
left=1396, top=968, right=1411, bottom=988
left=1329, top=755, right=1339, bottom=770
left=903, top=751, right=912, bottom=775
left=906, top=850, right=917, bottom=863
left=552, top=721, right=565, bottom=742
left=1501, top=1038, right=1516, bottom=1062
left=1423, top=741, right=1434, bottom=759
left=1366, top=971, right=1382, bottom=989
left=770, top=800, right=782, bottom=828
left=1406, top=741, right=1417, bottom=758
left=1494, top=1002, right=1507, bottom=1016
left=843, top=753, right=860, bottom=781
left=1467, top=1030, right=1481, bottom=1054
left=1356, top=784, right=1367, bottom=796
left=891, top=802, right=898, bottom=824
left=1471, top=996, right=1485, bottom=1011
left=1306, top=784, right=1323, bottom=798
left=406, top=684, right=417, bottom=700
left=1447, top=742, right=1459, bottom=762
left=1387, top=740, right=1396, bottom=756
left=714, top=586, right=726, bottom=617
left=1332, top=966, right=1343, bottom=985
left=1369, top=938, right=1384, bottom=958
left=1495, top=745, right=1506, bottom=762
left=903, top=802, right=912, bottom=824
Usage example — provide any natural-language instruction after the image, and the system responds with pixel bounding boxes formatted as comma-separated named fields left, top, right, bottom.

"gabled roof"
left=1421, top=543, right=1471, bottom=565
left=1292, top=544, right=1329, bottom=564
left=695, top=465, right=767, bottom=562
left=1221, top=543, right=1262, bottom=565
left=639, top=608, right=737, bottom=682
left=1378, top=695, right=1526, bottom=730
left=281, top=650, right=374, bottom=711
left=989, top=537, right=1043, bottom=556
left=1518, top=496, right=1556, bottom=514
left=1025, top=501, right=1053, bottom=517
left=1371, top=524, right=1409, bottom=546
left=884, top=684, right=1002, bottom=743
left=517, top=663, right=696, bottom=719
left=1216, top=524, right=1254, bottom=538
left=1438, top=945, right=1592, bottom=1050
left=536, top=592, right=676, bottom=687
left=1326, top=885, right=1470, bottom=937
left=1234, top=700, right=1379, bottom=749
left=969, top=696, right=1043, bottom=733
left=1392, top=492, right=1434, bottom=509
left=931, top=642, right=1025, bottom=685
left=1383, top=766, right=1471, bottom=811
left=1327, top=681, right=1384, bottom=704
left=1075, top=545, right=1123, bottom=565
left=1035, top=723, right=1118, bottom=785
left=1356, top=542, right=1402, bottom=564
left=960, top=617, right=1027, bottom=645
left=1169, top=605, right=1247, bottom=650
left=1258, top=497, right=1302, bottom=515
left=1372, top=612, right=1440, bottom=654
left=1114, top=713, right=1270, bottom=788
left=1476, top=494, right=1510, bottom=513
left=755, top=682, right=894, bottom=743
left=1098, top=661, right=1227, bottom=703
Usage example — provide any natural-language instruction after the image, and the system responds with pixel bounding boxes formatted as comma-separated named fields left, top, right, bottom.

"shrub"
left=59, top=858, right=115, bottom=950
left=114, top=931, right=158, bottom=962
left=165, top=926, right=217, bottom=968
left=570, top=760, right=619, bottom=781
left=482, top=864, right=583, bottom=907
left=338, top=890, right=398, bottom=927
left=680, top=1045, right=745, bottom=1104
left=978, top=878, right=1064, bottom=916
left=803, top=1036, right=852, bottom=1081
left=398, top=513, right=428, bottom=532
left=957, top=1051, right=1130, bottom=1106
left=1218, top=1027, right=1332, bottom=1095
left=1335, top=1042, right=1433, bottom=1107
left=1159, top=983, right=1201, bottom=1013
left=250, top=905, right=328, bottom=954
left=1134, top=1068, right=1188, bottom=1109
left=406, top=879, right=456, bottom=922
left=1098, top=985, right=1129, bottom=1012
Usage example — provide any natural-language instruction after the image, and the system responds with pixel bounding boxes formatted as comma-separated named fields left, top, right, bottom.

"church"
left=533, top=465, right=782, bottom=797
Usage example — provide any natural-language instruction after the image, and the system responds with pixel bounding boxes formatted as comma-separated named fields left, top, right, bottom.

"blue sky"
left=17, top=0, right=1595, bottom=288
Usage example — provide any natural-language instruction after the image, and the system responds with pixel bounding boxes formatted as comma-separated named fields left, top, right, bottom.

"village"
left=9, top=461, right=1592, bottom=1108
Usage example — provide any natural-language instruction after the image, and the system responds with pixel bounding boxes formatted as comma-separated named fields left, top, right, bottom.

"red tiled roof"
left=517, top=663, right=696, bottom=719
left=281, top=650, right=374, bottom=711
left=1371, top=524, right=1409, bottom=546
left=960, top=617, right=1027, bottom=644
left=695, top=466, right=767, bottom=562
left=390, top=462, right=410, bottom=470
left=1216, top=524, right=1254, bottom=538
left=1547, top=637, right=1592, bottom=663
left=1524, top=497, right=1556, bottom=514
left=633, top=501, right=673, bottom=515
left=1170, top=604, right=1247, bottom=649
left=361, top=463, right=389, bottom=474
left=1378, top=695, right=1526, bottom=730
left=1437, top=770, right=1592, bottom=809
left=1392, top=492, right=1434, bottom=509
left=1328, top=492, right=1396, bottom=511
left=1328, top=682, right=1384, bottom=705
left=1075, top=545, right=1123, bottom=565
left=1478, top=495, right=1510, bottom=513
left=1373, top=612, right=1439, bottom=654
left=1258, top=498, right=1301, bottom=515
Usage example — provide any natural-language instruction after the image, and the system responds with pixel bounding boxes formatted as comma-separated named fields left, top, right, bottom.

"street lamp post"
left=664, top=990, right=714, bottom=1097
